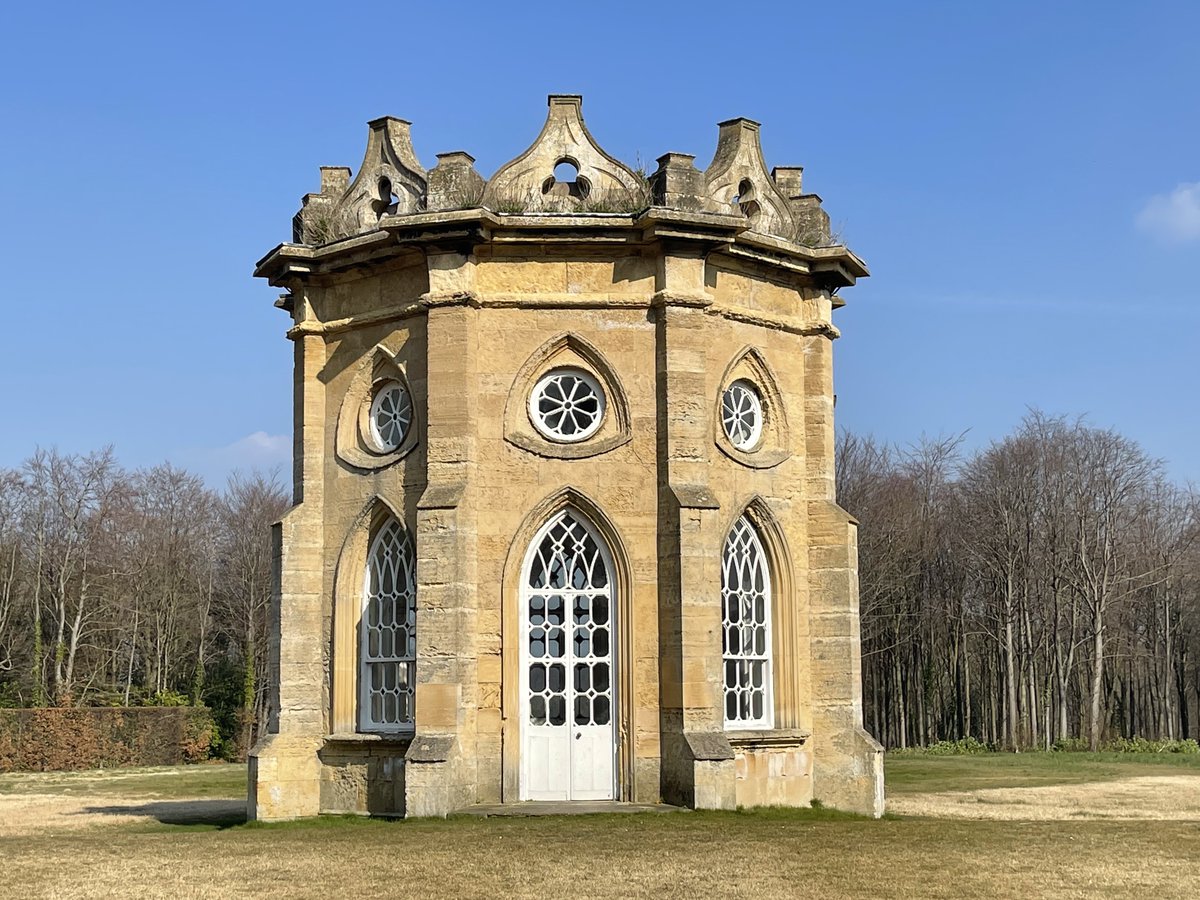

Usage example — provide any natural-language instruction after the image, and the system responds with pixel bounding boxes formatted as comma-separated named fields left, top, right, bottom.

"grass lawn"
left=886, top=750, right=1200, bottom=795
left=0, top=755, right=1197, bottom=898
left=0, top=762, right=247, bottom=798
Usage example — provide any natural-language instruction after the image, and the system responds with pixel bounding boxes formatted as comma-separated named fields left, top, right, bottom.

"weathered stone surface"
left=250, top=95, right=882, bottom=822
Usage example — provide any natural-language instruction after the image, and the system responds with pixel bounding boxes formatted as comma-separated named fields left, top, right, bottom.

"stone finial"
left=320, top=166, right=352, bottom=195
left=427, top=152, right=485, bottom=211
left=792, top=194, right=834, bottom=247
left=294, top=167, right=353, bottom=243
left=703, top=118, right=797, bottom=241
left=481, top=94, right=649, bottom=214
left=771, top=166, right=804, bottom=197
left=649, top=153, right=719, bottom=212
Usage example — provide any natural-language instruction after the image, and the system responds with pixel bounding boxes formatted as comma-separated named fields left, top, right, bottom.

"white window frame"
left=369, top=379, right=413, bottom=453
left=721, top=515, right=774, bottom=730
left=721, top=379, right=764, bottom=451
left=359, top=516, right=416, bottom=734
left=528, top=367, right=606, bottom=443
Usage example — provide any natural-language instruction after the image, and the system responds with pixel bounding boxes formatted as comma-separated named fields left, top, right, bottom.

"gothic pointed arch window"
left=722, top=515, right=773, bottom=729
left=360, top=515, right=416, bottom=732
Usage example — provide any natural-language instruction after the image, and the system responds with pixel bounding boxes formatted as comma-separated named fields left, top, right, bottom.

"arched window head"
left=360, top=516, right=416, bottom=732
left=722, top=515, right=773, bottom=729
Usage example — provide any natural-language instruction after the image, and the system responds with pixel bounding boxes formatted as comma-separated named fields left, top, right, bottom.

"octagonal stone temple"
left=249, top=95, right=884, bottom=820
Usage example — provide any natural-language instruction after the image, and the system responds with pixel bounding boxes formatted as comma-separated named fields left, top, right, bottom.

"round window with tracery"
left=529, top=368, right=606, bottom=443
left=369, top=380, right=413, bottom=452
left=721, top=379, right=764, bottom=450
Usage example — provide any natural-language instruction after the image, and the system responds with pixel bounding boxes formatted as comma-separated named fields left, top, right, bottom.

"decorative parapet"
left=703, top=118, right=798, bottom=242
left=280, top=94, right=855, bottom=260
left=480, top=95, right=649, bottom=214
left=295, top=117, right=427, bottom=244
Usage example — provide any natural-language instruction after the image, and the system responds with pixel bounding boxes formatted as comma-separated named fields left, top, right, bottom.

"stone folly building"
left=250, top=96, right=883, bottom=820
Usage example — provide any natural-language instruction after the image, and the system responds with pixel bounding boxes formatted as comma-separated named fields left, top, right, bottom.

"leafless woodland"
left=0, top=449, right=287, bottom=749
left=840, top=411, right=1200, bottom=750
left=1, top=411, right=1196, bottom=754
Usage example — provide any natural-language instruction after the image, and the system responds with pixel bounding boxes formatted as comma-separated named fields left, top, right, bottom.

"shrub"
left=1051, top=738, right=1089, bottom=753
left=890, top=737, right=994, bottom=756
left=0, top=706, right=218, bottom=772
left=1104, top=736, right=1200, bottom=754
left=147, top=690, right=191, bottom=708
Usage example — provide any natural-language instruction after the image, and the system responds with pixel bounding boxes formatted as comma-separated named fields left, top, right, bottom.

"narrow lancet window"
left=721, top=515, right=773, bottom=728
left=360, top=516, right=416, bottom=732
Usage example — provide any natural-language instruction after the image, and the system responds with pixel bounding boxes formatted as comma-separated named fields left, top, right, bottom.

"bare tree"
left=214, top=470, right=288, bottom=745
left=841, top=411, right=1200, bottom=750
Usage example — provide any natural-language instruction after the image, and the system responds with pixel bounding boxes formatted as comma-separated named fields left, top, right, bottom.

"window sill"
left=324, top=732, right=414, bottom=747
left=726, top=728, right=811, bottom=750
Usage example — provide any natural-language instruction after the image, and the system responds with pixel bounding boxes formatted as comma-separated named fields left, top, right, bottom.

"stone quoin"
left=249, top=95, right=884, bottom=820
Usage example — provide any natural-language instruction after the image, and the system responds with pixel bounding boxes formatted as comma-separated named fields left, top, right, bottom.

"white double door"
left=519, top=511, right=616, bottom=801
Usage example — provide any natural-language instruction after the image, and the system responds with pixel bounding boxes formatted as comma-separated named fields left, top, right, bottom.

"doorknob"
left=575, top=732, right=581, bottom=740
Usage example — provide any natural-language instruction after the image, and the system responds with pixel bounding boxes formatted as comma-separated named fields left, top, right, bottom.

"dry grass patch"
left=889, top=774, right=1200, bottom=821
left=3, top=757, right=1199, bottom=897
left=2, top=810, right=1198, bottom=899
left=0, top=764, right=247, bottom=835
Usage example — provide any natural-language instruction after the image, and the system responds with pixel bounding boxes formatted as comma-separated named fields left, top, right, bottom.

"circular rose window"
left=721, top=379, right=763, bottom=450
left=369, top=380, right=413, bottom=452
left=529, top=368, right=605, bottom=442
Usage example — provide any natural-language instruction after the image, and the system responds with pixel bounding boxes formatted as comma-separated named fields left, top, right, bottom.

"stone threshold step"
left=460, top=801, right=687, bottom=817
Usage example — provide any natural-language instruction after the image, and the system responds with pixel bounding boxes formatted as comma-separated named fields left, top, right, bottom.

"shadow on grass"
left=80, top=799, right=247, bottom=829
left=67, top=800, right=880, bottom=836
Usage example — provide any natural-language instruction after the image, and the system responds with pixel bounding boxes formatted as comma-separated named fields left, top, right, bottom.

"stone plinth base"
left=318, top=735, right=410, bottom=815
left=730, top=729, right=813, bottom=808
left=812, top=725, right=885, bottom=817
left=248, top=733, right=323, bottom=821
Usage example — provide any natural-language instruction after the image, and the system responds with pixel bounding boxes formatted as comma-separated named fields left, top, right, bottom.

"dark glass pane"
left=574, top=696, right=591, bottom=725
left=574, top=627, right=590, bottom=657
left=548, top=695, right=566, bottom=726
left=593, top=663, right=610, bottom=694
left=529, top=628, right=546, bottom=658
left=573, top=596, right=590, bottom=624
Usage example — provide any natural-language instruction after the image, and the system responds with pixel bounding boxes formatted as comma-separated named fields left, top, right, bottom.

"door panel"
left=520, top=511, right=616, bottom=801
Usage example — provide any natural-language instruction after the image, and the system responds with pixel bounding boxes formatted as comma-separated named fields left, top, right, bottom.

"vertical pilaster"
left=803, top=333, right=837, bottom=501
left=805, top=329, right=883, bottom=816
left=654, top=248, right=735, bottom=809
left=249, top=329, right=327, bottom=820
left=406, top=254, right=479, bottom=816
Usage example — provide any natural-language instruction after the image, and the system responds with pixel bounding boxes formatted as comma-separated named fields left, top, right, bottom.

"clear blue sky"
left=1, top=1, right=1196, bottom=485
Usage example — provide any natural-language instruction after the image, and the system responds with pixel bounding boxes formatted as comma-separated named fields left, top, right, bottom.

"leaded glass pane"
left=721, top=516, right=773, bottom=728
left=524, top=510, right=615, bottom=733
left=360, top=517, right=417, bottom=732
